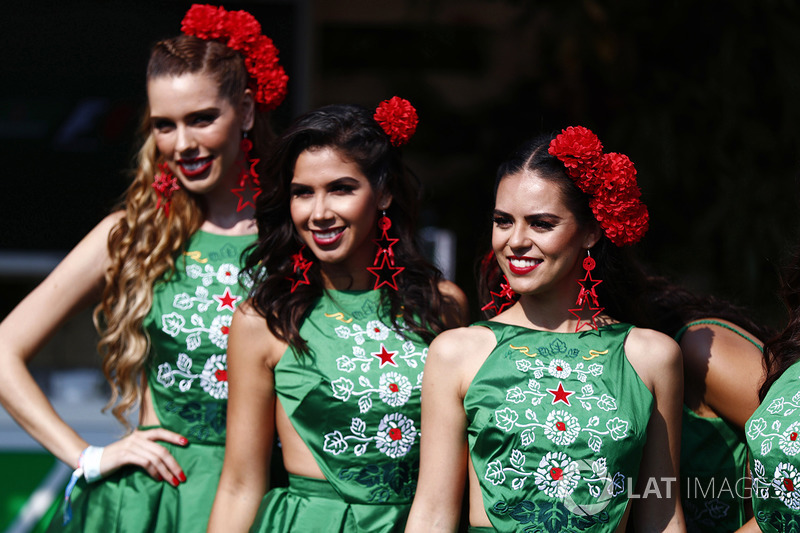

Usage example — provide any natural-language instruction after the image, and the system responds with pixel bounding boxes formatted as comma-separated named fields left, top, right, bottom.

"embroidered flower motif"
left=534, top=451, right=580, bottom=498
left=378, top=372, right=412, bottom=407
left=485, top=460, right=506, bottom=486
left=200, top=354, right=228, bottom=399
left=208, top=315, right=232, bottom=349
left=548, top=359, right=572, bottom=379
left=780, top=422, right=800, bottom=456
left=336, top=355, right=357, bottom=373
left=375, top=412, right=417, bottom=458
left=216, top=264, right=239, bottom=285
left=157, top=362, right=175, bottom=388
left=748, top=417, right=767, bottom=440
left=543, top=409, right=581, bottom=446
left=366, top=320, right=390, bottom=341
left=773, top=462, right=800, bottom=510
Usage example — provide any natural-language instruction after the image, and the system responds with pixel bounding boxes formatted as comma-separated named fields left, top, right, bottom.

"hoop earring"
left=152, top=163, right=180, bottom=217
left=367, top=211, right=404, bottom=290
left=231, top=132, right=261, bottom=212
left=286, top=245, right=313, bottom=293
left=569, top=250, right=604, bottom=332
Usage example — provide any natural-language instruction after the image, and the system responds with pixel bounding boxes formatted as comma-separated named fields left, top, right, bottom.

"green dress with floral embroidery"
left=746, top=359, right=800, bottom=532
left=48, top=230, right=254, bottom=533
left=465, top=321, right=653, bottom=532
left=250, top=289, right=428, bottom=533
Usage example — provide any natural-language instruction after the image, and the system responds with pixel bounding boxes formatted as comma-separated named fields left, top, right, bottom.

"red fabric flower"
left=374, top=97, right=419, bottom=147
left=549, top=126, right=648, bottom=246
left=181, top=4, right=288, bottom=111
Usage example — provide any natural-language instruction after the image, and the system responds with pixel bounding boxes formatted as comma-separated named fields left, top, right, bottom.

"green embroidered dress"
left=677, top=320, right=759, bottom=532
left=250, top=289, right=427, bottom=532
left=746, top=359, right=800, bottom=532
left=49, top=230, right=254, bottom=533
left=465, top=321, right=653, bottom=532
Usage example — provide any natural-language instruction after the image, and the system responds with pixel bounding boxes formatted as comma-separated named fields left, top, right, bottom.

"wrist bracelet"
left=81, top=445, right=105, bottom=483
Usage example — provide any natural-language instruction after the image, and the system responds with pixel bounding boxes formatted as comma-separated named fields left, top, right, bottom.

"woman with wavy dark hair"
left=208, top=100, right=468, bottom=532
left=406, top=127, right=684, bottom=532
left=0, top=5, right=286, bottom=531
left=745, top=247, right=800, bottom=532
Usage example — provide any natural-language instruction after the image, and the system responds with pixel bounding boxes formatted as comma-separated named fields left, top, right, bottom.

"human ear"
left=240, top=89, right=255, bottom=131
left=377, top=192, right=393, bottom=211
left=583, top=222, right=602, bottom=249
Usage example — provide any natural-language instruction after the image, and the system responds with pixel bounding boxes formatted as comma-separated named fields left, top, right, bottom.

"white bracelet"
left=81, top=445, right=105, bottom=483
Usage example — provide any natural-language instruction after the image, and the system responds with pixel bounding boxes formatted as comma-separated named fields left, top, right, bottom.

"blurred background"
left=2, top=0, right=800, bottom=530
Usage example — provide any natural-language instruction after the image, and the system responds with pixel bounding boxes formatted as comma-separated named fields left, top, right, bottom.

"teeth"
left=181, top=159, right=209, bottom=171
left=315, top=229, right=343, bottom=240
left=510, top=258, right=541, bottom=268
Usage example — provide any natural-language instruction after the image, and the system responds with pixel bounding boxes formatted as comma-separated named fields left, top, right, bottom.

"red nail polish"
left=179, top=437, right=188, bottom=446
left=156, top=474, right=162, bottom=481
left=179, top=471, right=186, bottom=483
left=172, top=476, right=179, bottom=486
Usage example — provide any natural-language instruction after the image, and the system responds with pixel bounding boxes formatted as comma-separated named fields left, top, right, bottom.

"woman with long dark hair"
left=208, top=99, right=468, bottom=532
left=0, top=5, right=286, bottom=531
left=406, top=127, right=684, bottom=531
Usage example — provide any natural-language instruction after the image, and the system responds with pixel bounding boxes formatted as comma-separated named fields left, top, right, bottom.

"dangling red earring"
left=152, top=162, right=180, bottom=217
left=481, top=274, right=517, bottom=315
left=231, top=133, right=261, bottom=212
left=569, top=250, right=604, bottom=332
left=367, top=211, right=404, bottom=290
left=286, top=245, right=313, bottom=293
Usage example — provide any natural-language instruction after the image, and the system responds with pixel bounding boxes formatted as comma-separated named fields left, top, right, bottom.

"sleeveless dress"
left=250, top=289, right=428, bottom=532
left=677, top=320, right=759, bottom=532
left=49, top=230, right=254, bottom=533
left=746, top=359, right=800, bottom=532
left=465, top=321, right=653, bottom=532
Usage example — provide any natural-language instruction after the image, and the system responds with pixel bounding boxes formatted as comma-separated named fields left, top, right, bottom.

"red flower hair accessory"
left=548, top=126, right=649, bottom=246
left=374, top=97, right=419, bottom=147
left=181, top=4, right=288, bottom=111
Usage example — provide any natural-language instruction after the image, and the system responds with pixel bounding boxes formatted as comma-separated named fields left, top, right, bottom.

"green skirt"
left=251, top=474, right=410, bottom=532
left=47, top=438, right=223, bottom=533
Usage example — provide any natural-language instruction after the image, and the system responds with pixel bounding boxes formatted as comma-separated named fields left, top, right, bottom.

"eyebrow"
left=493, top=208, right=562, bottom=222
left=149, top=107, right=221, bottom=121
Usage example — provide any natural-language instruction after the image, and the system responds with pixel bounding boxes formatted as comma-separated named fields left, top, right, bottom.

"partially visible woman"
left=208, top=99, right=469, bottom=532
left=640, top=277, right=772, bottom=532
left=0, top=4, right=287, bottom=532
left=745, top=245, right=800, bottom=532
left=406, top=126, right=685, bottom=532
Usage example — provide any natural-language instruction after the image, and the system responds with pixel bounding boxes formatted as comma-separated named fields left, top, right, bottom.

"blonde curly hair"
left=93, top=35, right=271, bottom=428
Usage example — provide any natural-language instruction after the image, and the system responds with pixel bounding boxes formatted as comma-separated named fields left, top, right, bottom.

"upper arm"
left=0, top=212, right=121, bottom=361
left=437, top=280, right=470, bottom=329
left=625, top=328, right=685, bottom=531
left=680, top=323, right=764, bottom=429
left=210, top=303, right=278, bottom=532
left=406, top=327, right=493, bottom=532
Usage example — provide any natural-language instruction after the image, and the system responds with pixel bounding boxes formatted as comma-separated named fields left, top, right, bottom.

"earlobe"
left=241, top=89, right=255, bottom=131
left=378, top=193, right=393, bottom=211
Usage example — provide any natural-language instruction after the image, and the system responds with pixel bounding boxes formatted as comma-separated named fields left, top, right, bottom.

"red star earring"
left=231, top=133, right=261, bottom=212
left=152, top=162, right=180, bottom=217
left=286, top=245, right=313, bottom=293
left=569, top=251, right=604, bottom=332
left=367, top=211, right=404, bottom=290
left=481, top=274, right=517, bottom=315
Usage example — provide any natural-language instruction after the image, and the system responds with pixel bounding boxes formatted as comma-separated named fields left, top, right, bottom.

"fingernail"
left=156, top=474, right=162, bottom=481
left=172, top=476, right=179, bottom=487
left=179, top=471, right=186, bottom=483
left=179, top=437, right=188, bottom=446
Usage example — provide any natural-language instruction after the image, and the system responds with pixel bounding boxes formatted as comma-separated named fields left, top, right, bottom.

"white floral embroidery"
left=216, top=264, right=239, bottom=285
left=200, top=354, right=227, bottom=399
left=365, top=320, right=390, bottom=341
left=534, top=451, right=580, bottom=498
left=208, top=315, right=231, bottom=349
left=773, top=462, right=800, bottom=510
left=779, top=422, right=800, bottom=456
left=378, top=372, right=412, bottom=407
left=548, top=359, right=571, bottom=379
left=375, top=412, right=417, bottom=458
left=544, top=409, right=581, bottom=446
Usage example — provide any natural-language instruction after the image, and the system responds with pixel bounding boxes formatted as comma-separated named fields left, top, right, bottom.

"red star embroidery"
left=569, top=300, right=604, bottom=332
left=371, top=343, right=398, bottom=367
left=367, top=254, right=405, bottom=290
left=213, top=287, right=241, bottom=312
left=547, top=381, right=574, bottom=406
left=231, top=178, right=261, bottom=212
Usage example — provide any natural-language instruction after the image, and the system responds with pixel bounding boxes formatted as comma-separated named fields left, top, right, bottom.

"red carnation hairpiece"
left=374, top=96, right=418, bottom=147
left=548, top=126, right=649, bottom=246
left=181, top=4, right=288, bottom=111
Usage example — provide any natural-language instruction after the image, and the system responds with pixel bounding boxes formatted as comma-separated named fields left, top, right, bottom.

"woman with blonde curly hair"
left=0, top=4, right=286, bottom=532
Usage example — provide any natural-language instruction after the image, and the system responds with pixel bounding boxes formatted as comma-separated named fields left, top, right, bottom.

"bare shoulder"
left=680, top=319, right=762, bottom=367
left=229, top=301, right=287, bottom=369
left=624, top=327, right=682, bottom=391
left=436, top=279, right=470, bottom=328
left=428, top=325, right=496, bottom=363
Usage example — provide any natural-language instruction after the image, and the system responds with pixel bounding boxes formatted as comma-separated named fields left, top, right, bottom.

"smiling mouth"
left=312, top=227, right=345, bottom=246
left=508, top=256, right=542, bottom=275
left=177, top=156, right=213, bottom=177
